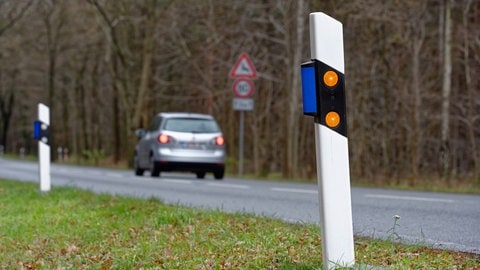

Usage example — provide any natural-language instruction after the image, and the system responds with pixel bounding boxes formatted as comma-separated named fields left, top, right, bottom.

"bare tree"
left=88, top=0, right=171, bottom=162
left=0, top=0, right=33, bottom=152
left=0, top=0, right=478, bottom=186
left=0, top=0, right=33, bottom=36
left=461, top=0, right=479, bottom=179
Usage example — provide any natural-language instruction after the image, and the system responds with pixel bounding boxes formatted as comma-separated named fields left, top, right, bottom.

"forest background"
left=0, top=0, right=479, bottom=188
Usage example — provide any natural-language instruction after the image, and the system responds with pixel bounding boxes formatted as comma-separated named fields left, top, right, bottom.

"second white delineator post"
left=38, top=103, right=51, bottom=193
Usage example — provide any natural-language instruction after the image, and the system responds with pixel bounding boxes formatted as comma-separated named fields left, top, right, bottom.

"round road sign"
left=232, top=78, right=254, bottom=98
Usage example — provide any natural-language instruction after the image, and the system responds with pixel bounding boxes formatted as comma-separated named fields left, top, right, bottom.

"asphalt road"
left=0, top=157, right=479, bottom=254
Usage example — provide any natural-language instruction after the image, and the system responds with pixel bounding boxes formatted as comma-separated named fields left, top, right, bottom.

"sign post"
left=300, top=12, right=355, bottom=269
left=230, top=52, right=257, bottom=177
left=34, top=103, right=51, bottom=193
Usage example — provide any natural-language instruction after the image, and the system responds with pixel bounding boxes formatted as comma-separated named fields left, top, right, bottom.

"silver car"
left=134, top=112, right=226, bottom=179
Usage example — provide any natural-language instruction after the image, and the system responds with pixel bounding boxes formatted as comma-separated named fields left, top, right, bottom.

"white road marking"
left=105, top=172, right=123, bottom=178
left=271, top=187, right=317, bottom=194
left=365, top=194, right=455, bottom=203
left=206, top=182, right=250, bottom=189
left=162, top=179, right=193, bottom=184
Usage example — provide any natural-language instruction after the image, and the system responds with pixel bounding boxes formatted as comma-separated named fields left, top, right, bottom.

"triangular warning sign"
left=229, top=52, right=257, bottom=79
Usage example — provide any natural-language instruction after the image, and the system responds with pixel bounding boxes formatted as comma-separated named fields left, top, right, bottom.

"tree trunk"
left=285, top=0, right=304, bottom=178
left=411, top=12, right=425, bottom=181
left=132, top=1, right=157, bottom=130
left=441, top=0, right=452, bottom=180
left=462, top=0, right=479, bottom=179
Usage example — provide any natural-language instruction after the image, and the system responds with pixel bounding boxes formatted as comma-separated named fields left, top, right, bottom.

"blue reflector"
left=33, top=121, right=42, bottom=140
left=301, top=62, right=317, bottom=116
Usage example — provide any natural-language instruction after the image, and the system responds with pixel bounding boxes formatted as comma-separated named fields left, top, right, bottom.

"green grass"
left=0, top=179, right=479, bottom=269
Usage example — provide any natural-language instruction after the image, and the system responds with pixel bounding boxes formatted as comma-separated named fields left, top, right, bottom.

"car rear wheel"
left=135, top=165, right=145, bottom=176
left=134, top=155, right=145, bottom=176
left=196, top=172, right=206, bottom=179
left=150, top=155, right=161, bottom=177
left=214, top=169, right=224, bottom=180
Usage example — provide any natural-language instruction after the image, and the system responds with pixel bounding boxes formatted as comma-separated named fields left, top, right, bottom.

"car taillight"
left=215, top=136, right=225, bottom=146
left=158, top=134, right=170, bottom=144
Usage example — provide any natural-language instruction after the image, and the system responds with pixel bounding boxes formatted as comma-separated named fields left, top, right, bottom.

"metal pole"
left=238, top=110, right=244, bottom=176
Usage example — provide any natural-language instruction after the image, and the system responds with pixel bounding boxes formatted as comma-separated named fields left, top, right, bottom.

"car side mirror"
left=135, top=129, right=146, bottom=138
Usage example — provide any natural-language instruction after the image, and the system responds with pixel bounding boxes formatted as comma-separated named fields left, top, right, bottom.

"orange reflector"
left=323, top=71, right=338, bottom=87
left=325, top=111, right=340, bottom=128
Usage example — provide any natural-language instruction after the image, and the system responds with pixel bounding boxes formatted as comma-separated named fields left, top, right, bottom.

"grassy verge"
left=0, top=179, right=479, bottom=269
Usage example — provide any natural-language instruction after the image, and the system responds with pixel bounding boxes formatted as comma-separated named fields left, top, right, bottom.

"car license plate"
left=180, top=142, right=203, bottom=149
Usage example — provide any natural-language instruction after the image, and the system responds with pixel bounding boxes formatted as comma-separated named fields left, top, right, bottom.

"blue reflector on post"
left=301, top=62, right=317, bottom=116
left=33, top=121, right=42, bottom=140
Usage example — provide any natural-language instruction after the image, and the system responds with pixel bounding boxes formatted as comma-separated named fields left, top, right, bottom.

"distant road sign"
left=233, top=98, right=254, bottom=111
left=230, top=52, right=257, bottom=79
left=232, top=78, right=254, bottom=98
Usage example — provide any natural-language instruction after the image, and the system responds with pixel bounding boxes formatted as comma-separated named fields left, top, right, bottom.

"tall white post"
left=38, top=103, right=51, bottom=192
left=302, top=12, right=355, bottom=269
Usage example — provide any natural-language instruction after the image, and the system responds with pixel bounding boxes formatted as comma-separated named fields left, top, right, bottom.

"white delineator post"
left=38, top=103, right=51, bottom=192
left=308, top=12, right=355, bottom=269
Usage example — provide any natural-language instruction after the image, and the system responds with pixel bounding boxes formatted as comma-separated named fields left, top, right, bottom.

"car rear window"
left=163, top=118, right=220, bottom=133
